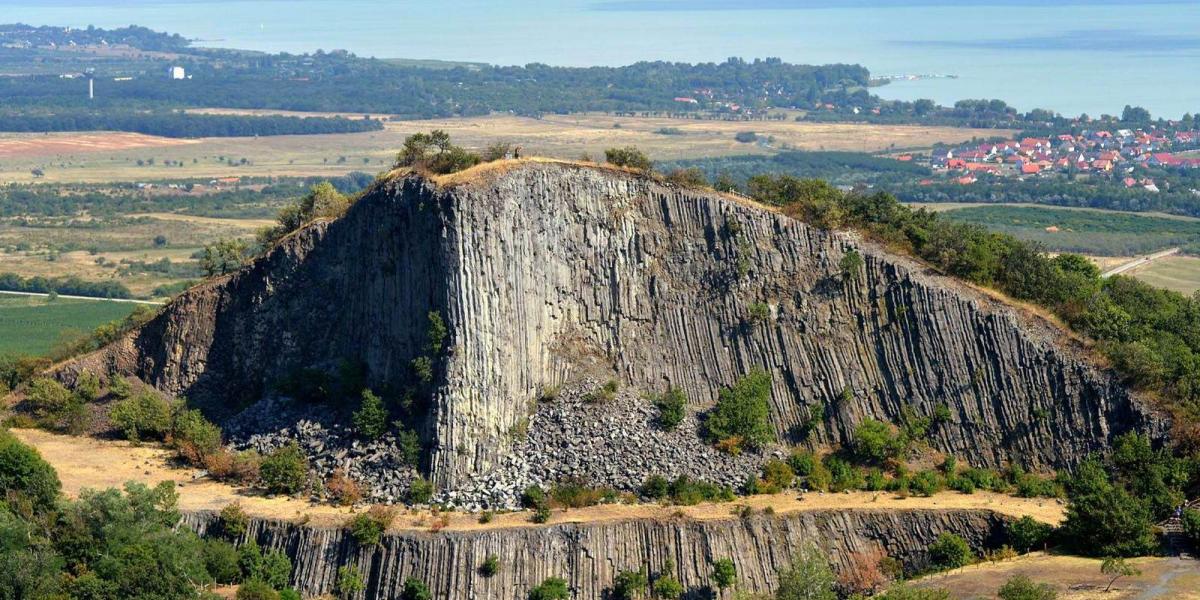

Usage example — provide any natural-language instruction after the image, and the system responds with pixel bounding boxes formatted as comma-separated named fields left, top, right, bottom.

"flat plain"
left=0, top=114, right=1011, bottom=183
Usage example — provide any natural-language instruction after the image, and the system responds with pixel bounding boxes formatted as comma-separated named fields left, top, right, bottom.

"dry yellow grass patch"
left=12, top=428, right=1064, bottom=534
left=912, top=553, right=1200, bottom=600
left=0, top=132, right=197, bottom=158
left=0, top=113, right=1006, bottom=184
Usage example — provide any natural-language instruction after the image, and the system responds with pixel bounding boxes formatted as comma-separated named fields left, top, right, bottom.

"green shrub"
left=949, top=475, right=976, bottom=494
left=110, top=390, right=173, bottom=442
left=747, top=301, right=771, bottom=323
left=1008, top=515, right=1053, bottom=553
left=521, top=485, right=548, bottom=509
left=711, top=558, right=737, bottom=591
left=336, top=566, right=366, bottom=598
left=348, top=513, right=385, bottom=547
left=400, top=576, right=431, bottom=600
left=959, top=467, right=1004, bottom=493
left=202, top=539, right=241, bottom=584
left=667, top=475, right=735, bottom=505
left=410, top=356, right=433, bottom=384
left=651, top=387, right=686, bottom=431
left=604, top=147, right=652, bottom=171
left=0, top=429, right=61, bottom=512
left=529, top=577, right=570, bottom=600
left=876, top=585, right=952, bottom=600
left=806, top=462, right=832, bottom=492
left=1014, top=472, right=1060, bottom=498
left=1183, top=509, right=1200, bottom=544
left=480, top=554, right=500, bottom=577
left=853, top=418, right=902, bottom=463
left=584, top=379, right=619, bottom=403
left=279, top=590, right=301, bottom=600
left=240, top=548, right=292, bottom=590
left=705, top=369, right=773, bottom=452
left=348, top=507, right=396, bottom=547
left=108, top=375, right=133, bottom=399
left=353, top=390, right=389, bottom=440
left=396, top=426, right=421, bottom=466
left=652, top=575, right=683, bottom=599
left=24, top=377, right=73, bottom=424
left=1059, top=458, right=1156, bottom=557
left=759, top=459, right=795, bottom=493
left=776, top=545, right=836, bottom=600
left=531, top=505, right=552, bottom=523
left=407, top=476, right=434, bottom=504
left=927, top=532, right=972, bottom=570
left=550, top=479, right=615, bottom=508
left=277, top=367, right=332, bottom=404
left=787, top=450, right=816, bottom=476
left=613, top=569, right=648, bottom=600
left=259, top=443, right=308, bottom=495
left=996, top=575, right=1056, bottom=600
left=171, top=408, right=223, bottom=463
left=641, top=474, right=670, bottom=500
left=910, top=470, right=944, bottom=497
left=74, top=371, right=100, bottom=403
left=220, top=502, right=250, bottom=539
left=825, top=456, right=864, bottom=492
left=864, top=468, right=888, bottom=491
left=237, top=580, right=279, bottom=600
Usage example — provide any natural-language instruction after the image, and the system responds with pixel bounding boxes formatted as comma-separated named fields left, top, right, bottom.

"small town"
left=919, top=126, right=1200, bottom=188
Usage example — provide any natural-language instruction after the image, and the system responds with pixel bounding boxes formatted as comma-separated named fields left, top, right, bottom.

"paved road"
left=0, top=289, right=164, bottom=306
left=1102, top=247, right=1181, bottom=278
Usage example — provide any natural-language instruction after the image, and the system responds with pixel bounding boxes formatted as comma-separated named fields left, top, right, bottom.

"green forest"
left=0, top=110, right=383, bottom=138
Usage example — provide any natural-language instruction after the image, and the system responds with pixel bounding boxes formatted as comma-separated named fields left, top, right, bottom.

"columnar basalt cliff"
left=62, top=160, right=1164, bottom=489
left=181, top=508, right=1009, bottom=599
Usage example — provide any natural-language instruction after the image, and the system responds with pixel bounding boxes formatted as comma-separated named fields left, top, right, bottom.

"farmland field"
left=940, top=204, right=1200, bottom=256
left=0, top=293, right=138, bottom=356
left=0, top=113, right=1011, bottom=184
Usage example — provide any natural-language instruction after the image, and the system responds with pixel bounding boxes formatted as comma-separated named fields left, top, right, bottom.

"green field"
left=941, top=204, right=1200, bottom=256
left=0, top=294, right=138, bottom=356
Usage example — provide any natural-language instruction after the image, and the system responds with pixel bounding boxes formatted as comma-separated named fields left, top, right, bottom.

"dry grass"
left=1125, top=254, right=1200, bottom=295
left=0, top=132, right=197, bottom=158
left=0, top=214, right=259, bottom=296
left=912, top=553, right=1200, bottom=600
left=11, top=428, right=1064, bottom=533
left=0, top=113, right=1008, bottom=184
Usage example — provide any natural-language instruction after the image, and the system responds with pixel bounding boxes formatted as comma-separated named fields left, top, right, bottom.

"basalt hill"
left=60, top=159, right=1163, bottom=494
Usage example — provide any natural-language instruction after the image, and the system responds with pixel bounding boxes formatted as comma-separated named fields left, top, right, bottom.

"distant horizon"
left=1, top=0, right=1197, bottom=117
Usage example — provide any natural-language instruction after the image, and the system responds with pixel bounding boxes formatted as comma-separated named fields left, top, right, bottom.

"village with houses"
left=916, top=125, right=1200, bottom=190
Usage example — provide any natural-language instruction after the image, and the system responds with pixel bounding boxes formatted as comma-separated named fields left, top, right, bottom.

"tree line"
left=0, top=272, right=132, bottom=299
left=0, top=53, right=868, bottom=119
left=0, top=110, right=383, bottom=138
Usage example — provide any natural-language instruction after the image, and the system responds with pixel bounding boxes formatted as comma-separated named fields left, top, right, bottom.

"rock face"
left=62, top=161, right=1164, bottom=489
left=181, top=508, right=1010, bottom=599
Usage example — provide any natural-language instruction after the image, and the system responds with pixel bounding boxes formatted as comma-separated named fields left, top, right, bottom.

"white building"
left=170, top=66, right=186, bottom=80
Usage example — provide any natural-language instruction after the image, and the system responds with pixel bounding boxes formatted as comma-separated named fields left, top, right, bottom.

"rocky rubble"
left=220, top=380, right=770, bottom=511
left=223, top=397, right=419, bottom=504
left=438, top=379, right=768, bottom=510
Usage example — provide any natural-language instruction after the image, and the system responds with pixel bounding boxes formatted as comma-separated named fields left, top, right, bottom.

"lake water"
left=3, top=0, right=1199, bottom=118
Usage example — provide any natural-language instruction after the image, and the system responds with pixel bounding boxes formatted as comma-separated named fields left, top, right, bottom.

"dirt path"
left=11, top=428, right=1066, bottom=534
left=0, top=289, right=165, bottom=305
left=1137, top=557, right=1198, bottom=600
left=1102, top=247, right=1181, bottom=277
